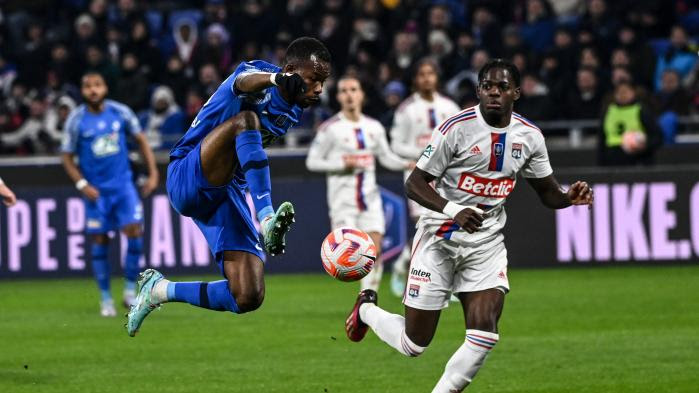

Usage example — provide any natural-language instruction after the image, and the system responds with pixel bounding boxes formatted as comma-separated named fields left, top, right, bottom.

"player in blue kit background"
left=61, top=72, right=159, bottom=317
left=125, top=37, right=331, bottom=336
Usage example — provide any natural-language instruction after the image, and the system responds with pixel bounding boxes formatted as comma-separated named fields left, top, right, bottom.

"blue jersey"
left=170, top=60, right=303, bottom=159
left=61, top=99, right=142, bottom=191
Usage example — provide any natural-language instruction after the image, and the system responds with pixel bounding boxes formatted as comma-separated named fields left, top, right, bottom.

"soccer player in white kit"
left=345, top=60, right=594, bottom=392
left=306, top=75, right=414, bottom=291
left=389, top=58, right=460, bottom=297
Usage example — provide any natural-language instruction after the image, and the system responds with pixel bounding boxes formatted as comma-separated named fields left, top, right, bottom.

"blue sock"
left=166, top=281, right=239, bottom=313
left=124, top=237, right=142, bottom=286
left=236, top=130, right=274, bottom=221
left=91, top=243, right=111, bottom=301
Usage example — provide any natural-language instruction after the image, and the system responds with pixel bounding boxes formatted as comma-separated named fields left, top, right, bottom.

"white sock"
left=360, top=257, right=383, bottom=291
left=359, top=303, right=425, bottom=357
left=432, top=329, right=499, bottom=393
left=151, top=279, right=171, bottom=304
left=392, top=246, right=411, bottom=275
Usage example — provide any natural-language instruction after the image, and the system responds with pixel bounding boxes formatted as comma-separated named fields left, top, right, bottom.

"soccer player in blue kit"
left=126, top=37, right=331, bottom=336
left=61, top=72, right=159, bottom=317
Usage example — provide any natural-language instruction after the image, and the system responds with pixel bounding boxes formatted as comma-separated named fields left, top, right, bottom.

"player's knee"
left=468, top=310, right=498, bottom=332
left=231, top=110, right=260, bottom=135
left=231, top=285, right=265, bottom=313
left=403, top=331, right=428, bottom=357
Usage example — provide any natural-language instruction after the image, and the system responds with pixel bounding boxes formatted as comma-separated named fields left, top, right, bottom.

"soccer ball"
left=321, top=227, right=376, bottom=282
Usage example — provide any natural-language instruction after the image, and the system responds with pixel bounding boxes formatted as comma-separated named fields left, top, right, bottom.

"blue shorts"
left=85, top=183, right=143, bottom=234
left=167, top=143, right=264, bottom=271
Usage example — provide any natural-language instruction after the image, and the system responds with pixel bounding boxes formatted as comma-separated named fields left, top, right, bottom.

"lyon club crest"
left=511, top=143, right=522, bottom=158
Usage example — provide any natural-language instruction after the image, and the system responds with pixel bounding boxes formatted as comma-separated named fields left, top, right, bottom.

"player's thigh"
left=404, top=305, right=441, bottom=347
left=457, top=289, right=505, bottom=332
left=85, top=195, right=112, bottom=234
left=199, top=110, right=260, bottom=186
left=403, top=228, right=456, bottom=312
left=115, top=184, right=144, bottom=233
left=167, top=143, right=229, bottom=219
left=452, top=239, right=510, bottom=299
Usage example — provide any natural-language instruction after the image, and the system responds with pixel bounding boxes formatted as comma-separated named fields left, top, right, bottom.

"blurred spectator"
left=616, top=25, right=656, bottom=88
left=657, top=70, right=691, bottom=115
left=184, top=88, right=204, bottom=126
left=73, top=14, right=100, bottom=59
left=379, top=80, right=407, bottom=128
left=16, top=22, right=50, bottom=89
left=387, top=30, right=420, bottom=81
left=515, top=73, right=556, bottom=121
left=598, top=82, right=661, bottom=165
left=48, top=43, right=78, bottom=86
left=138, top=86, right=186, bottom=150
left=470, top=7, right=501, bottom=55
left=445, top=49, right=489, bottom=98
left=426, top=30, right=453, bottom=64
left=159, top=55, right=192, bottom=106
left=114, top=53, right=148, bottom=110
left=84, top=45, right=118, bottom=90
left=444, top=31, right=475, bottom=77
left=0, top=53, right=18, bottom=97
left=501, top=25, right=527, bottom=60
left=580, top=0, right=618, bottom=55
left=172, top=18, right=198, bottom=70
left=234, top=0, right=276, bottom=52
left=204, top=0, right=230, bottom=26
left=194, top=23, right=232, bottom=75
left=520, top=0, right=555, bottom=53
left=564, top=67, right=602, bottom=120
left=657, top=69, right=692, bottom=143
left=123, top=19, right=161, bottom=78
left=197, top=63, right=221, bottom=98
left=44, top=96, right=76, bottom=152
left=1, top=95, right=54, bottom=154
left=109, top=0, right=142, bottom=31
left=88, top=0, right=110, bottom=38
left=654, top=25, right=698, bottom=90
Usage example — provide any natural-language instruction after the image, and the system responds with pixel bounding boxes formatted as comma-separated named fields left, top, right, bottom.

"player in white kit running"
left=345, top=60, right=594, bottom=392
left=389, top=58, right=461, bottom=297
left=306, top=75, right=413, bottom=291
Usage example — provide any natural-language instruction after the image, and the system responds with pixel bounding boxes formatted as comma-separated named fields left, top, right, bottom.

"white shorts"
left=330, top=206, right=385, bottom=235
left=403, top=228, right=509, bottom=311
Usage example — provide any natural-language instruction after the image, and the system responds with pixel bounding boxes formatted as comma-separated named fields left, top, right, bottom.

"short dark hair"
left=412, top=57, right=441, bottom=79
left=81, top=71, right=105, bottom=83
left=284, top=37, right=331, bottom=66
left=478, top=58, right=521, bottom=87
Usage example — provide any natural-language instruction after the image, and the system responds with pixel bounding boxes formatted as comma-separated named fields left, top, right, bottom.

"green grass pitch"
left=1, top=265, right=698, bottom=393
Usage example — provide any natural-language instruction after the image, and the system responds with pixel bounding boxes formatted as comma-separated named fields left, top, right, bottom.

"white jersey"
left=415, top=104, right=553, bottom=246
left=306, top=112, right=409, bottom=218
left=390, top=92, right=461, bottom=163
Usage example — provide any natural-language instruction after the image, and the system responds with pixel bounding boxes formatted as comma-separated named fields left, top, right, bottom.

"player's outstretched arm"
left=132, top=133, right=159, bottom=197
left=406, top=168, right=483, bottom=233
left=525, top=176, right=594, bottom=209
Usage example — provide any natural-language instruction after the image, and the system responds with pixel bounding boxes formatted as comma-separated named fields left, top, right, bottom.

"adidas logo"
left=469, top=145, right=482, bottom=155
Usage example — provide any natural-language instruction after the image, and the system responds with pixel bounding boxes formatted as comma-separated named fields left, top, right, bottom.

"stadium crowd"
left=0, top=0, right=697, bottom=157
